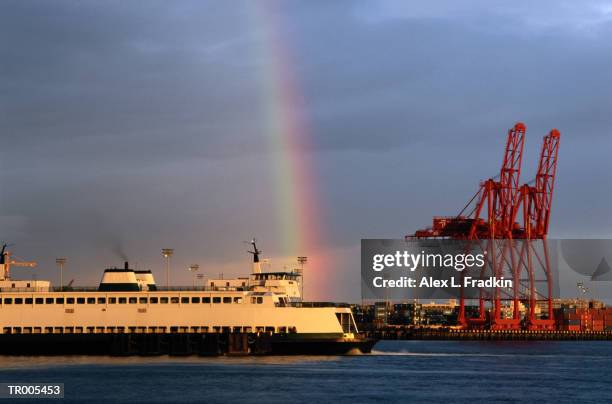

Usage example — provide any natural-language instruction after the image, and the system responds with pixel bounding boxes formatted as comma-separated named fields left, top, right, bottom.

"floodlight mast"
left=188, top=264, right=200, bottom=288
left=162, top=248, right=174, bottom=288
left=297, top=256, right=307, bottom=300
left=56, top=258, right=67, bottom=291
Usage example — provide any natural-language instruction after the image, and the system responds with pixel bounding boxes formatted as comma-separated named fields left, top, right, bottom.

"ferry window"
left=87, top=297, right=95, bottom=304
left=118, top=297, right=127, bottom=304
left=26, top=283, right=31, bottom=288
left=233, top=297, right=242, bottom=304
left=97, top=297, right=106, bottom=304
left=170, top=297, right=179, bottom=304
left=223, top=297, right=231, bottom=304
left=66, top=298, right=74, bottom=304
left=257, top=297, right=263, bottom=304
left=203, top=297, right=211, bottom=303
left=25, top=298, right=33, bottom=304
left=251, top=297, right=256, bottom=304
left=45, top=298, right=53, bottom=304
left=212, top=297, right=221, bottom=304
left=15, top=298, right=23, bottom=304
left=150, top=297, right=158, bottom=304
left=191, top=297, right=200, bottom=303
left=181, top=297, right=189, bottom=304
left=35, top=298, right=44, bottom=304
left=226, top=282, right=230, bottom=287
left=77, top=298, right=85, bottom=304
left=160, top=297, right=169, bottom=304
left=56, top=298, right=64, bottom=304
left=3, top=298, right=12, bottom=304
left=139, top=297, right=147, bottom=304
left=129, top=297, right=137, bottom=304
left=109, top=297, right=117, bottom=304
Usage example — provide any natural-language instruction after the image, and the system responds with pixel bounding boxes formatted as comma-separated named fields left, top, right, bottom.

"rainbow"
left=250, top=3, right=328, bottom=299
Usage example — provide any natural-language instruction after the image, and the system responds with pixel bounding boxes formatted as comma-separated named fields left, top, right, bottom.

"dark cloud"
left=1, top=1, right=611, bottom=301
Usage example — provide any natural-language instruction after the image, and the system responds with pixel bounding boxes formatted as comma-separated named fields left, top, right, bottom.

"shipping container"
left=566, top=319, right=580, bottom=325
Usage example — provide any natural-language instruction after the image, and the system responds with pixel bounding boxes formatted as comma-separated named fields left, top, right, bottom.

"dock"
left=362, top=327, right=612, bottom=341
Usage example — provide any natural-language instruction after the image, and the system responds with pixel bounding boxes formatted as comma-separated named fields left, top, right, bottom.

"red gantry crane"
left=407, top=123, right=560, bottom=330
left=0, top=243, right=38, bottom=281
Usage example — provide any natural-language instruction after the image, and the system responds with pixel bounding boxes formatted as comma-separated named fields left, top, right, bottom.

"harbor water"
left=1, top=340, right=610, bottom=403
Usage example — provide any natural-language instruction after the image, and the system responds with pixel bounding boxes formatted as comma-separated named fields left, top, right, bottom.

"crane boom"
left=533, top=129, right=560, bottom=238
left=0, top=244, right=37, bottom=280
left=499, top=122, right=526, bottom=236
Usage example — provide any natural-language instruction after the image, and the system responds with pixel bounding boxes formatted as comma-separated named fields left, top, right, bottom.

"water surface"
left=1, top=341, right=610, bottom=403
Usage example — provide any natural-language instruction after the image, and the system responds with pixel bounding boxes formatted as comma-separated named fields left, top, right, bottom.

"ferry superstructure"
left=0, top=242, right=376, bottom=355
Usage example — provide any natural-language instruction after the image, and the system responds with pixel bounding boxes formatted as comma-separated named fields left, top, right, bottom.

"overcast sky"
left=1, top=1, right=612, bottom=301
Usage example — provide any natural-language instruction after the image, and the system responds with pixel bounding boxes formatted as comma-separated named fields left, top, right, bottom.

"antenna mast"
left=248, top=239, right=262, bottom=273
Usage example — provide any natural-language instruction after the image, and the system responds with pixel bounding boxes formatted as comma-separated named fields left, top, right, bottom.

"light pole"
left=55, top=258, right=66, bottom=291
left=162, top=248, right=174, bottom=288
left=188, top=264, right=199, bottom=288
left=297, top=256, right=307, bottom=301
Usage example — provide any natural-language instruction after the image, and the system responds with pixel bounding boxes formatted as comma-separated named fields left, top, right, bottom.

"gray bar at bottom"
left=0, top=383, right=64, bottom=398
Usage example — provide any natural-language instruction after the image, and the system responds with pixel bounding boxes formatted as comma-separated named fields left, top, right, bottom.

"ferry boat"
left=0, top=241, right=376, bottom=355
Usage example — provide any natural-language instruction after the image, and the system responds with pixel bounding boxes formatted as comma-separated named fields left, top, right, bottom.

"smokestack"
left=124, top=261, right=129, bottom=270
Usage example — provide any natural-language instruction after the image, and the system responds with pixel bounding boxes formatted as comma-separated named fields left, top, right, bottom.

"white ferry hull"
left=0, top=332, right=377, bottom=356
